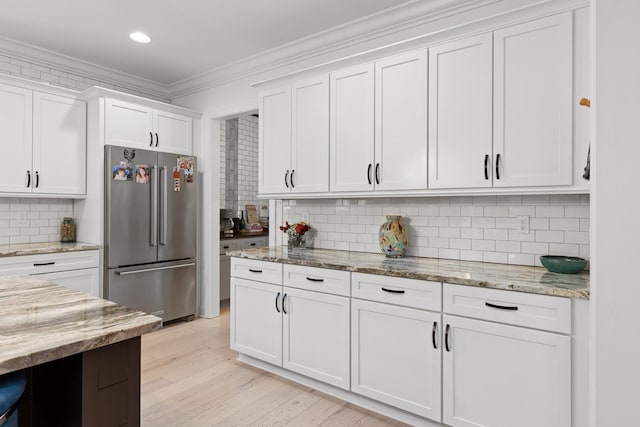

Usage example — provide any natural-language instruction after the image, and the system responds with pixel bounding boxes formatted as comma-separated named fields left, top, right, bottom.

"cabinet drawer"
left=351, top=272, right=441, bottom=311
left=236, top=236, right=268, bottom=250
left=230, top=258, right=282, bottom=285
left=443, top=283, right=571, bottom=334
left=220, top=241, right=239, bottom=255
left=284, top=264, right=350, bottom=296
left=0, top=250, right=100, bottom=276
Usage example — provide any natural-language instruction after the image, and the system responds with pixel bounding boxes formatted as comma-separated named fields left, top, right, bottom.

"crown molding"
left=0, top=36, right=169, bottom=98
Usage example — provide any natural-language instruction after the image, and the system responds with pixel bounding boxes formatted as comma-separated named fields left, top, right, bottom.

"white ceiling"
left=0, top=0, right=414, bottom=85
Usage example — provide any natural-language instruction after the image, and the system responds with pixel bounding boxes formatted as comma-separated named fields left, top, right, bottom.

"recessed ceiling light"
left=129, top=32, right=151, bottom=44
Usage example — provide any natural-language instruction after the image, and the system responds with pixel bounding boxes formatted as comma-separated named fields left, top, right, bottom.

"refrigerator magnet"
left=178, top=156, right=194, bottom=171
left=113, top=162, right=133, bottom=181
left=135, top=164, right=149, bottom=184
left=185, top=169, right=194, bottom=183
left=173, top=167, right=181, bottom=191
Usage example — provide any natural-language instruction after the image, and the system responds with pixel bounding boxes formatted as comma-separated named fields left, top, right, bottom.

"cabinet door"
left=375, top=50, right=428, bottom=191
left=351, top=299, right=441, bottom=420
left=259, top=87, right=292, bottom=194
left=230, top=278, right=282, bottom=366
left=105, top=98, right=154, bottom=149
left=442, top=314, right=571, bottom=427
left=493, top=13, right=573, bottom=187
left=34, top=267, right=100, bottom=297
left=291, top=76, right=329, bottom=193
left=429, top=34, right=493, bottom=189
left=153, top=110, right=192, bottom=154
left=32, top=92, right=87, bottom=195
left=282, top=287, right=350, bottom=389
left=330, top=63, right=375, bottom=192
left=0, top=83, right=32, bottom=193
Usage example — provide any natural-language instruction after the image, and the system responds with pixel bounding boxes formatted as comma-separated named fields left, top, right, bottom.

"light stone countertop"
left=0, top=241, right=100, bottom=257
left=228, top=247, right=590, bottom=299
left=0, top=276, right=161, bottom=375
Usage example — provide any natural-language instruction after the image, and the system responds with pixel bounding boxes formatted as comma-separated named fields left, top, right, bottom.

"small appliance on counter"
left=220, top=209, right=234, bottom=236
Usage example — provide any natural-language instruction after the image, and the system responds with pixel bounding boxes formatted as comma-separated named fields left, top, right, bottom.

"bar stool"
left=0, top=371, right=26, bottom=427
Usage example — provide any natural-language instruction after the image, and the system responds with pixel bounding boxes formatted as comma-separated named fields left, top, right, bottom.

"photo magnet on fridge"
left=173, top=167, right=181, bottom=191
left=113, top=162, right=133, bottom=181
left=135, top=164, right=149, bottom=184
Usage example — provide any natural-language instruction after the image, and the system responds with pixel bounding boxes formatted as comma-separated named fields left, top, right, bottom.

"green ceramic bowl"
left=540, top=256, right=587, bottom=274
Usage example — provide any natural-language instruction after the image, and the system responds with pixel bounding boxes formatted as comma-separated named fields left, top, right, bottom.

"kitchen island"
left=0, top=275, right=161, bottom=426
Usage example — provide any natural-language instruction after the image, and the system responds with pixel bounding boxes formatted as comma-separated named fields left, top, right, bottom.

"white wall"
left=592, top=1, right=640, bottom=425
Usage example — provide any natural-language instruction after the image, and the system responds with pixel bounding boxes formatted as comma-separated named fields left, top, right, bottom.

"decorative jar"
left=287, top=235, right=306, bottom=249
left=60, top=217, right=76, bottom=243
left=379, top=215, right=408, bottom=258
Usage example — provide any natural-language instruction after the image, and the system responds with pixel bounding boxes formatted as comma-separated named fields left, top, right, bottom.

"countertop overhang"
left=0, top=276, right=161, bottom=375
left=228, top=247, right=589, bottom=299
left=0, top=241, right=100, bottom=258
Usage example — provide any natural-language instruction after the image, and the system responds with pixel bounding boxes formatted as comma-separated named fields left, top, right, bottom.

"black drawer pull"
left=275, top=292, right=281, bottom=313
left=250, top=243, right=256, bottom=246
left=223, top=245, right=229, bottom=249
left=34, top=262, right=55, bottom=267
left=248, top=268, right=263, bottom=273
left=306, top=277, right=324, bottom=282
left=381, top=287, right=405, bottom=294
left=485, top=302, right=518, bottom=311
left=445, top=324, right=451, bottom=352
left=432, top=321, right=438, bottom=349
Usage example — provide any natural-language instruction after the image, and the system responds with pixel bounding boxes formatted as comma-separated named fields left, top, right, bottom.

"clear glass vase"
left=287, top=235, right=306, bottom=249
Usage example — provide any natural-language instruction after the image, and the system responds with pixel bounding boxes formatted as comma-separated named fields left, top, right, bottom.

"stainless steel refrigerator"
left=104, top=145, right=197, bottom=322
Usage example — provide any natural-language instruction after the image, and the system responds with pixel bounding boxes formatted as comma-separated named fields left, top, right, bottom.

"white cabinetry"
left=105, top=97, right=192, bottom=154
left=442, top=283, right=571, bottom=427
left=351, top=273, right=442, bottom=421
left=0, top=250, right=100, bottom=296
left=259, top=77, right=329, bottom=195
left=493, top=13, right=573, bottom=187
left=330, top=52, right=428, bottom=193
left=429, top=34, right=493, bottom=189
left=0, top=82, right=86, bottom=196
left=220, top=235, right=268, bottom=300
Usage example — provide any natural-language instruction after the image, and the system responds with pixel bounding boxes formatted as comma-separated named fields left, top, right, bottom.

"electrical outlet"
left=16, top=212, right=28, bottom=227
left=517, top=215, right=530, bottom=234
left=301, top=213, right=309, bottom=223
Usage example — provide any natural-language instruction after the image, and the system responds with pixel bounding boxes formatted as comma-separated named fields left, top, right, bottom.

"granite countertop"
left=0, top=276, right=161, bottom=374
left=228, top=247, right=590, bottom=299
left=0, top=241, right=100, bottom=258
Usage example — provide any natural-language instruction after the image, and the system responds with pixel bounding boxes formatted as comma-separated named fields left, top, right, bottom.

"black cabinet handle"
left=26, top=170, right=31, bottom=188
left=282, top=293, right=287, bottom=314
left=432, top=321, right=438, bottom=349
left=381, top=287, right=405, bottom=294
left=496, top=153, right=501, bottom=180
left=35, top=171, right=39, bottom=188
left=485, top=302, right=518, bottom=311
left=367, top=163, right=372, bottom=185
left=284, top=170, right=290, bottom=188
left=306, top=277, right=324, bottom=282
left=484, top=154, right=489, bottom=180
left=250, top=243, right=256, bottom=246
left=445, top=324, right=451, bottom=352
left=223, top=245, right=229, bottom=249
left=248, top=268, right=262, bottom=273
left=275, top=292, right=281, bottom=313
left=33, top=261, right=55, bottom=267
left=149, top=131, right=153, bottom=147
left=375, top=163, right=380, bottom=185
left=290, top=170, right=295, bottom=188
left=155, top=132, right=159, bottom=147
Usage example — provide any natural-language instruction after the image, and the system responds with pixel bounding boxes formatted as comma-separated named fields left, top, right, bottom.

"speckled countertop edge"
left=0, top=276, right=161, bottom=375
left=0, top=241, right=100, bottom=258
left=228, top=247, right=590, bottom=299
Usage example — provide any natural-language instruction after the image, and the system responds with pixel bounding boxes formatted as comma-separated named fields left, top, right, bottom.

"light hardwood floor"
left=141, top=302, right=408, bottom=427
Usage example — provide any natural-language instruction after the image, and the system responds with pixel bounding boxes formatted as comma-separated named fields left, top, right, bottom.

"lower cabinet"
left=442, top=314, right=571, bottom=427
left=351, top=298, right=441, bottom=420
left=34, top=267, right=100, bottom=296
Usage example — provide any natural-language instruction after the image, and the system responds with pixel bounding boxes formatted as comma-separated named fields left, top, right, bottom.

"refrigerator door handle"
left=117, top=262, right=196, bottom=276
left=160, top=166, right=168, bottom=245
left=150, top=165, right=158, bottom=246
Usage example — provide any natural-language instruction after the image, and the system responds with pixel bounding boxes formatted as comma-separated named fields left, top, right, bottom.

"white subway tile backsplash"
left=283, top=195, right=590, bottom=267
left=0, top=198, right=73, bottom=243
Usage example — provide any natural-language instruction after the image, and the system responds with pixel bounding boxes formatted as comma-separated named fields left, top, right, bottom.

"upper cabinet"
left=105, top=97, right=192, bottom=155
left=257, top=9, right=585, bottom=198
left=0, top=82, right=86, bottom=196
left=429, top=34, right=493, bottom=189
left=493, top=13, right=573, bottom=187
left=259, top=76, right=329, bottom=195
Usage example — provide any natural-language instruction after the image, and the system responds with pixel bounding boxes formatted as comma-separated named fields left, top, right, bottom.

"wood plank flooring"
left=141, top=301, right=408, bottom=427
